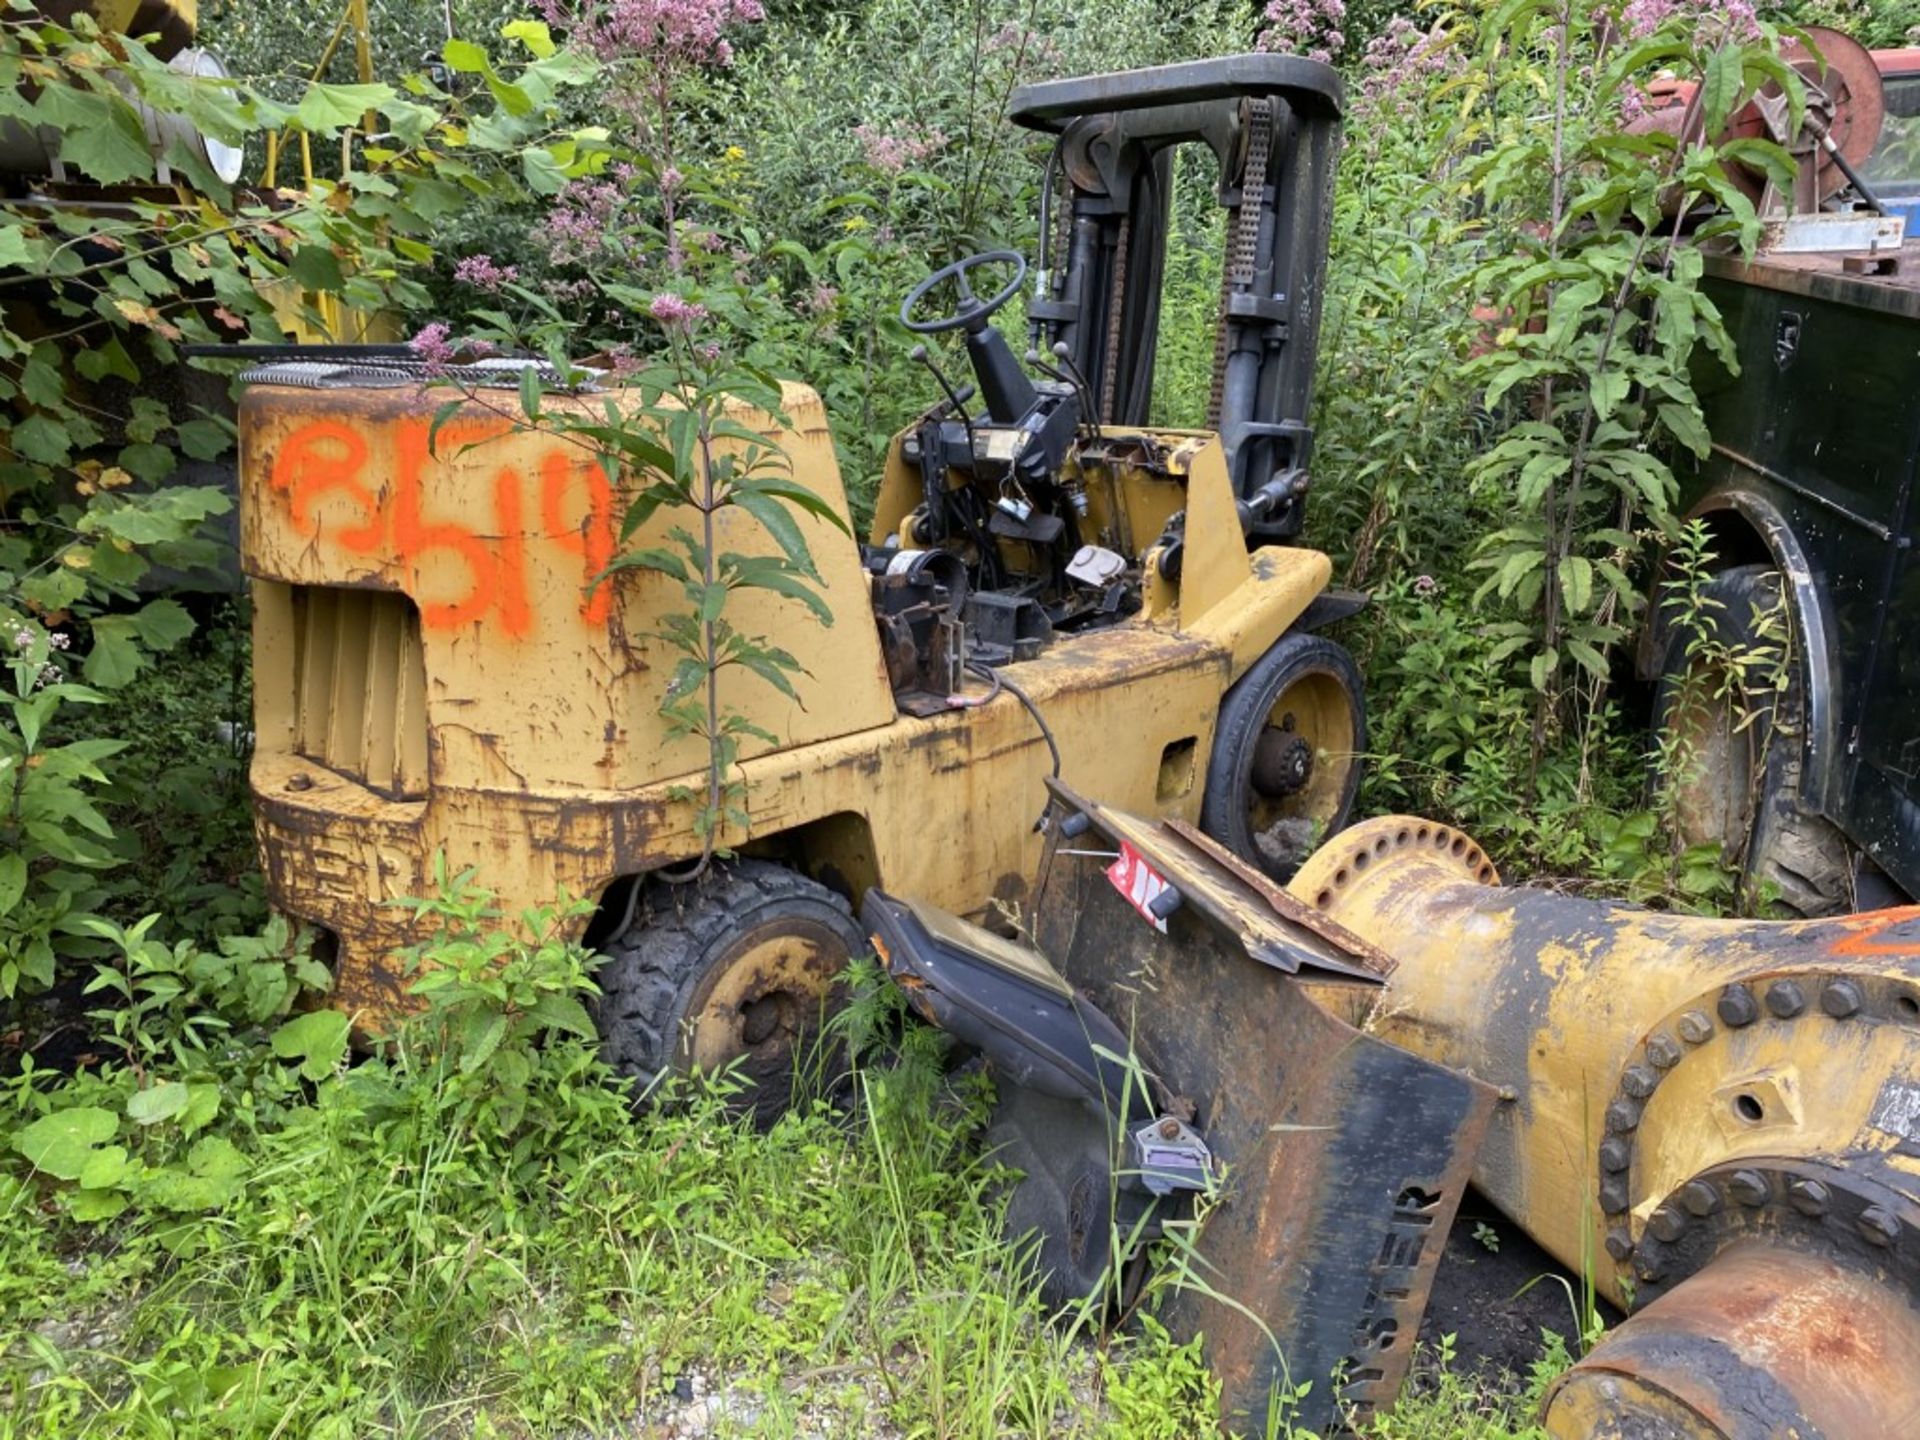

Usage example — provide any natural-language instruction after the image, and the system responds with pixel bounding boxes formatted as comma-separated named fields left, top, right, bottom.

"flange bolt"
left=1719, top=987, right=1759, bottom=1027
left=1820, top=980, right=1863, bottom=1018
left=1646, top=1033, right=1683, bottom=1069
left=1729, top=1170, right=1770, bottom=1207
left=1765, top=980, right=1806, bottom=1018
left=1787, top=1177, right=1831, bottom=1216
left=1678, top=1010, right=1715, bottom=1044
left=1681, top=1179, right=1722, bottom=1217
left=1604, top=1227, right=1634, bottom=1261
left=1860, top=1206, right=1901, bottom=1248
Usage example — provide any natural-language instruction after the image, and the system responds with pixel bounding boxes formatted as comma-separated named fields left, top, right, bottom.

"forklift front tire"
left=1201, top=632, right=1366, bottom=881
left=593, top=860, right=864, bottom=1122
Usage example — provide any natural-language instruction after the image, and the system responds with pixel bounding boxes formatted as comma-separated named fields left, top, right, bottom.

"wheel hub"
left=1251, top=721, right=1314, bottom=798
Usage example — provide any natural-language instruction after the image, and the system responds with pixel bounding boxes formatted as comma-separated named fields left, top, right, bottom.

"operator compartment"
left=862, top=54, right=1344, bottom=711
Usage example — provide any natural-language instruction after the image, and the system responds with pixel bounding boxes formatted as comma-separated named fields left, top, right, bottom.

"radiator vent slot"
left=290, top=587, right=429, bottom=800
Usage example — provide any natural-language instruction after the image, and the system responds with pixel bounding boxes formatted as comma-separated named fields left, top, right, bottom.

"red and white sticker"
left=1107, top=840, right=1173, bottom=934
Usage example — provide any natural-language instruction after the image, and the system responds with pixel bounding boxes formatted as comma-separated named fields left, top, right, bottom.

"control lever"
left=911, top=343, right=978, bottom=457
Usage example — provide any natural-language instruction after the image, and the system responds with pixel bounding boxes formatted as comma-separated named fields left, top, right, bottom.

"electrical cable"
left=969, top=660, right=1061, bottom=781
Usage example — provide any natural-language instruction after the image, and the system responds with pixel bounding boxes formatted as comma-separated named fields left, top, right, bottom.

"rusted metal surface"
left=1030, top=787, right=1496, bottom=1434
left=1290, top=812, right=1920, bottom=1382
left=1547, top=1240, right=1920, bottom=1439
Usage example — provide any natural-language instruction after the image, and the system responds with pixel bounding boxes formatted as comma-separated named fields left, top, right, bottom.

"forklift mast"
left=1010, top=54, right=1344, bottom=542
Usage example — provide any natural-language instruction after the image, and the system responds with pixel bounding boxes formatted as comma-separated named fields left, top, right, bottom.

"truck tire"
left=1200, top=632, right=1366, bottom=881
left=593, top=860, right=865, bottom=1121
left=985, top=1084, right=1115, bottom=1311
left=1652, top=564, right=1852, bottom=916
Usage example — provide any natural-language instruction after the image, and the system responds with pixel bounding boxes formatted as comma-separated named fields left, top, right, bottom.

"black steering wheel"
left=899, top=250, right=1028, bottom=335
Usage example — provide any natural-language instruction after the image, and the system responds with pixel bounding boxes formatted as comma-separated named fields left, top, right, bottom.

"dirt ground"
left=1420, top=1191, right=1619, bottom=1381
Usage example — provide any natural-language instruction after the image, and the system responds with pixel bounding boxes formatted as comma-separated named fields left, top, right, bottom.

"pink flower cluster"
left=1256, top=0, right=1345, bottom=65
left=540, top=0, right=765, bottom=70
left=648, top=292, right=709, bottom=331
left=409, top=321, right=455, bottom=372
left=454, top=253, right=520, bottom=291
left=1620, top=0, right=1758, bottom=41
left=1356, top=16, right=1457, bottom=115
left=852, top=122, right=948, bottom=174
left=541, top=177, right=627, bottom=265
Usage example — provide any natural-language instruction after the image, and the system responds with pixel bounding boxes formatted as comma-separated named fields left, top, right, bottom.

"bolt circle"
left=1820, top=980, right=1863, bottom=1018
left=1719, top=986, right=1759, bottom=1027
left=1678, top=1009, right=1715, bottom=1044
left=1766, top=980, right=1807, bottom=1018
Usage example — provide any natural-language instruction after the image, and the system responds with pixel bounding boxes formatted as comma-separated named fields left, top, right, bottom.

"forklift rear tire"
left=1652, top=564, right=1852, bottom=916
left=593, top=860, right=864, bottom=1122
left=986, top=1084, right=1116, bottom=1311
left=1201, top=632, right=1366, bottom=881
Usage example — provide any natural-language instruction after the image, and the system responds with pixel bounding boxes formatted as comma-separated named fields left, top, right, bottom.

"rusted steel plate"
left=1031, top=785, right=1495, bottom=1433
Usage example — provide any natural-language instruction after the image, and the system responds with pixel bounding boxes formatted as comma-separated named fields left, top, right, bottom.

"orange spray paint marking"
left=540, top=452, right=617, bottom=625
left=271, top=421, right=381, bottom=550
left=1826, top=907, right=1920, bottom=959
left=269, top=415, right=615, bottom=637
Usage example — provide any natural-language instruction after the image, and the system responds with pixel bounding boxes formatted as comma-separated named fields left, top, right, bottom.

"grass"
left=1, top=1037, right=1573, bottom=1438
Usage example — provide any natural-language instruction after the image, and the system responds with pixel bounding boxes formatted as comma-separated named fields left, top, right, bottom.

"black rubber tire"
left=1651, top=564, right=1852, bottom=916
left=1200, top=631, right=1367, bottom=881
left=985, top=1084, right=1116, bottom=1312
left=592, top=860, right=866, bottom=1122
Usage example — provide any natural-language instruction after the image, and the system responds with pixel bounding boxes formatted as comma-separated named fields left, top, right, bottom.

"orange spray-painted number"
left=269, top=416, right=620, bottom=638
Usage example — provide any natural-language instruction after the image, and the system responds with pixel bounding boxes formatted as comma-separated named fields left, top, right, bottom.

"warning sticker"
left=1106, top=840, right=1175, bottom=935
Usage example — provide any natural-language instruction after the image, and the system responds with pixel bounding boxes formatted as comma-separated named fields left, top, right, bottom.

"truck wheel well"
left=584, top=811, right=882, bottom=949
left=1692, top=509, right=1771, bottom=573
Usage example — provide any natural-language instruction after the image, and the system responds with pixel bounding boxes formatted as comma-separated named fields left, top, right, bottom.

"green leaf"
left=502, top=18, right=558, bottom=56
left=1558, top=555, right=1594, bottom=614
left=53, top=98, right=153, bottom=185
left=443, top=38, right=492, bottom=74
left=127, top=1081, right=190, bottom=1127
left=11, top=1107, right=118, bottom=1181
left=0, top=854, right=25, bottom=918
left=1529, top=647, right=1558, bottom=693
left=288, top=245, right=346, bottom=293
left=272, top=1009, right=350, bottom=1081
left=1701, top=44, right=1743, bottom=137
left=295, top=81, right=394, bottom=132
left=70, top=1187, right=128, bottom=1221
left=82, top=619, right=145, bottom=690
left=130, top=599, right=195, bottom=651
left=180, top=1083, right=220, bottom=1136
left=1658, top=403, right=1711, bottom=458
left=0, top=225, right=34, bottom=267
left=730, top=488, right=819, bottom=578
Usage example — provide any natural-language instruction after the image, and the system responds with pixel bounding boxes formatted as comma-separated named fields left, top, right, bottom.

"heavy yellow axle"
left=1291, top=817, right=1920, bottom=1438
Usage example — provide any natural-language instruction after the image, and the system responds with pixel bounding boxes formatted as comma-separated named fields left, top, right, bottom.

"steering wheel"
left=899, top=250, right=1028, bottom=335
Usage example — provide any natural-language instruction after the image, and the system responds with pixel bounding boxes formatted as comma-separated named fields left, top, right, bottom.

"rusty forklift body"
left=242, top=56, right=1368, bottom=1093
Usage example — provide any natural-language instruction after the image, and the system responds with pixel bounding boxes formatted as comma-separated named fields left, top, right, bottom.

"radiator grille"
left=290, top=587, right=430, bottom=800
